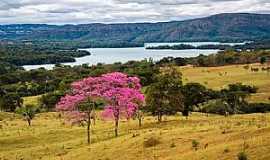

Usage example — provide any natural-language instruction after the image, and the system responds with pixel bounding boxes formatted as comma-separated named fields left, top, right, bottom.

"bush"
left=260, top=57, right=267, bottom=64
left=192, top=140, right=200, bottom=151
left=144, top=137, right=161, bottom=148
left=201, top=100, right=233, bottom=115
left=202, top=100, right=270, bottom=115
left=170, top=142, right=176, bottom=148
left=223, top=147, right=230, bottom=153
left=16, top=104, right=38, bottom=126
left=243, top=65, right=249, bottom=70
left=240, top=103, right=270, bottom=113
left=237, top=152, right=248, bottom=160
left=39, top=91, right=65, bottom=111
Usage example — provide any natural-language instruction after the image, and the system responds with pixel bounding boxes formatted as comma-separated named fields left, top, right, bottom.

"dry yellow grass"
left=23, top=95, right=42, bottom=107
left=179, top=63, right=270, bottom=103
left=0, top=112, right=270, bottom=160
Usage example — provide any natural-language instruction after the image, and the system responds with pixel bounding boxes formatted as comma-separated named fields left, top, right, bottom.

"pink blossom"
left=56, top=72, right=145, bottom=123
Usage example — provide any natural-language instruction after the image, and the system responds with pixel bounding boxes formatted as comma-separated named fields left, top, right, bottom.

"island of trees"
left=146, top=41, right=270, bottom=51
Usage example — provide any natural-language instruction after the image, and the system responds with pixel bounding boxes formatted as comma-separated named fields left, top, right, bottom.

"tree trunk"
left=87, top=111, right=91, bottom=144
left=158, top=112, right=162, bottom=122
left=115, top=119, right=119, bottom=137
left=92, top=109, right=96, bottom=125
left=138, top=117, right=142, bottom=127
left=27, top=118, right=31, bottom=126
left=182, top=108, right=189, bottom=119
left=137, top=111, right=143, bottom=127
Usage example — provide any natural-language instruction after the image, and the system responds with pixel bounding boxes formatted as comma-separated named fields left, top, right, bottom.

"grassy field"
left=179, top=63, right=270, bottom=103
left=0, top=112, right=270, bottom=160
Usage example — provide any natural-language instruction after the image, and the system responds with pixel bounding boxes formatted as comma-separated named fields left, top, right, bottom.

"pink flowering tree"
left=56, top=72, right=144, bottom=143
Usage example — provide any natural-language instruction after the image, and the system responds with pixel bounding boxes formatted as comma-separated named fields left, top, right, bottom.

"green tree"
left=181, top=83, right=218, bottom=118
left=39, top=91, right=65, bottom=111
left=145, top=67, right=184, bottom=122
left=0, top=93, right=23, bottom=112
left=260, top=57, right=267, bottom=64
left=221, top=83, right=256, bottom=114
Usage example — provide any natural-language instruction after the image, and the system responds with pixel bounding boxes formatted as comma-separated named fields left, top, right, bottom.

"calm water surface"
left=23, top=42, right=243, bottom=70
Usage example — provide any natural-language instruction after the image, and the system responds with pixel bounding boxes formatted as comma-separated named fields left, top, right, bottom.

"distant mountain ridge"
left=1, top=13, right=270, bottom=45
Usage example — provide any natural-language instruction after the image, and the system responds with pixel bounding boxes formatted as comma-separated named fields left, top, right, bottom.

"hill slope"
left=1, top=13, right=270, bottom=45
left=179, top=63, right=270, bottom=103
left=0, top=112, right=270, bottom=160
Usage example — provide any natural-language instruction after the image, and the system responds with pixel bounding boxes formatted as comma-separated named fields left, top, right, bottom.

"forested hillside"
left=1, top=13, right=270, bottom=47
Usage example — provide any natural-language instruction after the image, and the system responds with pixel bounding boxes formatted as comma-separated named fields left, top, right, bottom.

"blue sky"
left=0, top=0, right=269, bottom=24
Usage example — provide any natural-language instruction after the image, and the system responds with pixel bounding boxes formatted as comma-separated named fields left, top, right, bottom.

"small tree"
left=260, top=57, right=266, bottom=65
left=16, top=104, right=37, bottom=126
left=77, top=98, right=98, bottom=144
left=135, top=109, right=144, bottom=127
left=100, top=73, right=145, bottom=137
left=221, top=83, right=257, bottom=114
left=57, top=94, right=99, bottom=144
left=181, top=83, right=215, bottom=118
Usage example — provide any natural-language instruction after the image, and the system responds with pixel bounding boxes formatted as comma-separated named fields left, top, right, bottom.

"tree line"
left=146, top=41, right=270, bottom=51
left=0, top=49, right=269, bottom=114
left=157, top=50, right=270, bottom=67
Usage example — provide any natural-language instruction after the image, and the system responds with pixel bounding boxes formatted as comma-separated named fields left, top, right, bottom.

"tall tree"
left=145, top=67, right=184, bottom=122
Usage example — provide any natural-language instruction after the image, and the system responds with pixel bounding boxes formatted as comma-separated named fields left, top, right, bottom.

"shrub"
left=224, top=147, right=230, bottom=153
left=240, top=103, right=270, bottom=113
left=243, top=65, right=249, bottom=70
left=16, top=104, right=38, bottom=126
left=170, top=142, right=176, bottom=148
left=192, top=140, right=200, bottom=151
left=237, top=152, right=248, bottom=160
left=144, top=137, right=161, bottom=148
left=260, top=57, right=267, bottom=64
left=40, top=91, right=65, bottom=111
left=201, top=100, right=233, bottom=115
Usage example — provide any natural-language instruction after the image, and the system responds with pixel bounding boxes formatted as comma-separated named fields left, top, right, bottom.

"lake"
left=23, top=42, right=242, bottom=70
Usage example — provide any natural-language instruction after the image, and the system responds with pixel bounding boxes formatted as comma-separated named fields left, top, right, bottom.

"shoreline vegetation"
left=145, top=41, right=270, bottom=50
left=0, top=43, right=91, bottom=66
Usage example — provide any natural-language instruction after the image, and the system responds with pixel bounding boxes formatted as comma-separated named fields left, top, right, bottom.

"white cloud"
left=0, top=0, right=269, bottom=24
